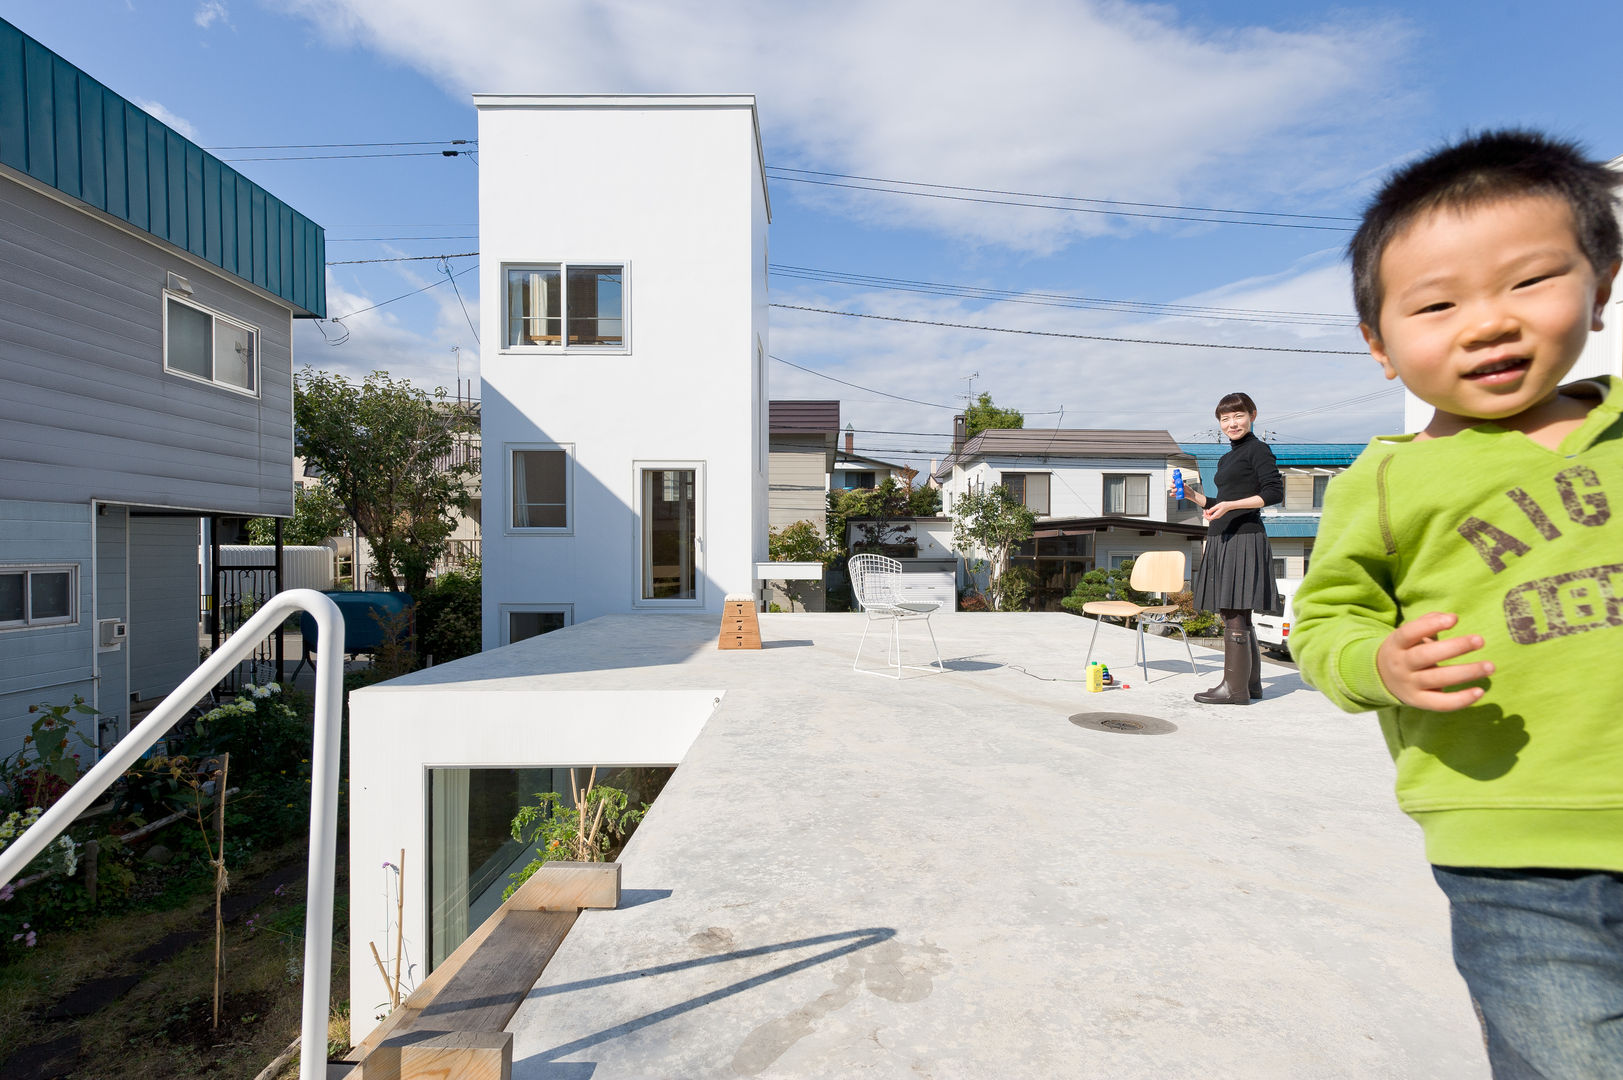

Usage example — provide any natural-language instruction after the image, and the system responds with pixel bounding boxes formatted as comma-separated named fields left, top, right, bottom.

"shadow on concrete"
left=515, top=927, right=897, bottom=1077
left=618, top=888, right=674, bottom=909
left=761, top=639, right=814, bottom=649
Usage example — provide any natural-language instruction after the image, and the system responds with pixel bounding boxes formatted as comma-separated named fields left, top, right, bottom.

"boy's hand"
left=1375, top=612, right=1493, bottom=711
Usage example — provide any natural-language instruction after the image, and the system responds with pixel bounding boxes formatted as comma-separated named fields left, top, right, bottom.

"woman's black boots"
left=1194, top=628, right=1253, bottom=705
left=1247, top=631, right=1263, bottom=700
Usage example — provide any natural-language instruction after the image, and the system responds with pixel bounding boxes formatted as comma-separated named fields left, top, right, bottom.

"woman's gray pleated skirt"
left=1193, top=526, right=1279, bottom=613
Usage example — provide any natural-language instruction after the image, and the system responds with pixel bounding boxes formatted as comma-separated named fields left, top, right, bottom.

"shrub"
left=416, top=567, right=481, bottom=664
left=1060, top=559, right=1149, bottom=614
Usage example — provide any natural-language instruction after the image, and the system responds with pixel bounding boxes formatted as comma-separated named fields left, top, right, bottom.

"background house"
left=0, top=18, right=324, bottom=758
left=476, top=95, right=770, bottom=647
left=1177, top=441, right=1364, bottom=579
left=833, top=426, right=914, bottom=490
left=936, top=427, right=1205, bottom=608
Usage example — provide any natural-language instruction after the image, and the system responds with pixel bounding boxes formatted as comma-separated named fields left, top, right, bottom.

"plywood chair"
left=1081, top=550, right=1198, bottom=680
left=849, top=553, right=945, bottom=678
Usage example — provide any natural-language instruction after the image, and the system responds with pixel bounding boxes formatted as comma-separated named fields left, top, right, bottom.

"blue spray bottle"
left=1173, top=468, right=1185, bottom=500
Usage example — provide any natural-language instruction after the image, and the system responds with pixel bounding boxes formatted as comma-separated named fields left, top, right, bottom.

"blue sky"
left=7, top=0, right=1622, bottom=463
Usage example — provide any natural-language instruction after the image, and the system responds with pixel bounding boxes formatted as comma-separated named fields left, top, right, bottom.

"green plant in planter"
left=504, top=770, right=646, bottom=900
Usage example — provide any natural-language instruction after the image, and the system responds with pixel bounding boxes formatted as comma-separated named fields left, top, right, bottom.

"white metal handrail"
left=0, top=589, right=344, bottom=1080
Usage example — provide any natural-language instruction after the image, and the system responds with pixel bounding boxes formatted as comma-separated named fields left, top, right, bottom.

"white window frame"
left=499, top=603, right=575, bottom=646
left=1103, top=473, right=1151, bottom=517
left=0, top=564, right=79, bottom=630
left=1313, top=474, right=1331, bottom=509
left=500, top=262, right=630, bottom=354
left=633, top=460, right=705, bottom=609
left=506, top=443, right=574, bottom=535
left=162, top=291, right=260, bottom=396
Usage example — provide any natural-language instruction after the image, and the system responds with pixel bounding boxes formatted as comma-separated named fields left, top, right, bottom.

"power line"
left=328, top=234, right=479, bottom=242
left=771, top=354, right=957, bottom=410
left=327, top=260, right=479, bottom=322
left=767, top=166, right=1359, bottom=222
left=326, top=252, right=478, bottom=266
left=771, top=264, right=1355, bottom=327
left=772, top=304, right=1367, bottom=355
left=766, top=171, right=1355, bottom=232
left=204, top=140, right=473, bottom=150
left=442, top=258, right=480, bottom=344
left=219, top=151, right=473, bottom=162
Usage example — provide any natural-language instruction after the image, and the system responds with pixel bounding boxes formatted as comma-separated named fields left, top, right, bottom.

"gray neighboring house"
left=0, top=18, right=325, bottom=760
left=766, top=400, right=838, bottom=611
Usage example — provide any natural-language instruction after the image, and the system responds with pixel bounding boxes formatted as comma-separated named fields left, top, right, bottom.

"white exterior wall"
left=476, top=96, right=769, bottom=642
left=944, top=457, right=1174, bottom=521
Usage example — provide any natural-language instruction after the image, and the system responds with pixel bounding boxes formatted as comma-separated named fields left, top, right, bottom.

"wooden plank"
left=408, top=910, right=574, bottom=1034
left=360, top=1031, right=512, bottom=1080
left=345, top=862, right=619, bottom=1062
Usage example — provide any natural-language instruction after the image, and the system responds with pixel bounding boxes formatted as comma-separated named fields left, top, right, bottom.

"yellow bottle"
left=1086, top=662, right=1104, bottom=693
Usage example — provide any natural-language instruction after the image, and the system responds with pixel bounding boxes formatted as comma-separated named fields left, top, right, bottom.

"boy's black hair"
left=1350, top=130, right=1621, bottom=330
left=1215, top=391, right=1256, bottom=419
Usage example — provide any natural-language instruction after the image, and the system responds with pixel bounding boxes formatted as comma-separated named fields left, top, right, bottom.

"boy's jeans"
left=1432, top=866, right=1623, bottom=1080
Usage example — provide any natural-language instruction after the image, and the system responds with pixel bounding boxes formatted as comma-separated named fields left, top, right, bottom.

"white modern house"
left=0, top=18, right=323, bottom=758
left=476, top=95, right=770, bottom=647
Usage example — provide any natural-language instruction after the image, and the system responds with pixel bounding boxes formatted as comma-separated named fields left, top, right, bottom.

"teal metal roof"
left=0, top=18, right=325, bottom=317
left=1178, top=441, right=1365, bottom=472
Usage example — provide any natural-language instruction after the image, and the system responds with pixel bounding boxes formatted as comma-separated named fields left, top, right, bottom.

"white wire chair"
left=849, top=553, right=945, bottom=678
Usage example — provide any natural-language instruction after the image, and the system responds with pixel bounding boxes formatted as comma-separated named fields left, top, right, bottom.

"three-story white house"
left=476, top=95, right=771, bottom=646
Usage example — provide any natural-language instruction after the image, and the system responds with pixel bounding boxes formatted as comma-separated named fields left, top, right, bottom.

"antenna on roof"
left=960, top=371, right=980, bottom=405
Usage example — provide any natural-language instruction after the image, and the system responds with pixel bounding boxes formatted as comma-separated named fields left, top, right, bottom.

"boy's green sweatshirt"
left=1292, top=377, right=1623, bottom=871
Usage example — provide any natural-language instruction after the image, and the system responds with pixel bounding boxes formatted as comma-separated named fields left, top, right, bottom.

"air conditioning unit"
left=98, top=619, right=127, bottom=648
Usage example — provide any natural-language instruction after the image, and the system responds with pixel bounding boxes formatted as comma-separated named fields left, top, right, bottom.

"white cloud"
left=280, top=0, right=1411, bottom=251
left=195, top=1, right=229, bottom=29
left=132, top=99, right=201, bottom=142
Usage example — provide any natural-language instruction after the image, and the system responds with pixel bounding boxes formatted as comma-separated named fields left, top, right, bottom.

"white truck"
left=1253, top=577, right=1300, bottom=659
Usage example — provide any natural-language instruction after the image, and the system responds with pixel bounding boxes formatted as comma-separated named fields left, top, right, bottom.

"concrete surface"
left=410, top=612, right=1486, bottom=1078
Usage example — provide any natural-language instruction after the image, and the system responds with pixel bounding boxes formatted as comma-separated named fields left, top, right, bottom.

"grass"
left=0, top=837, right=348, bottom=1078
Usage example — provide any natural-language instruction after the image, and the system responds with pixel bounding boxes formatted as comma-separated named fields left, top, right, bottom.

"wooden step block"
left=719, top=594, right=761, bottom=649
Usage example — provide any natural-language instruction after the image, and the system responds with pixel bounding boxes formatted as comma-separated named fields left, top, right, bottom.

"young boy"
left=1291, top=130, right=1623, bottom=1078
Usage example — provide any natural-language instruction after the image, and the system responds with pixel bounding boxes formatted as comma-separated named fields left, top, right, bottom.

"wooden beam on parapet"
left=360, top=1031, right=512, bottom=1080
left=342, top=862, right=620, bottom=1077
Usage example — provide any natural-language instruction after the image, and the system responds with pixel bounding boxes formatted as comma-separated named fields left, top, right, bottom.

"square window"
left=1103, top=474, right=1150, bottom=516
left=165, top=294, right=258, bottom=393
left=511, top=449, right=569, bottom=529
left=1313, top=474, right=1330, bottom=508
left=505, top=264, right=625, bottom=348
left=0, top=566, right=77, bottom=628
left=509, top=610, right=567, bottom=642
left=1003, top=472, right=1050, bottom=515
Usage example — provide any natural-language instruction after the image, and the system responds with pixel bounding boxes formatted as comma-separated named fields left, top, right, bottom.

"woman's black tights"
left=1221, top=609, right=1252, bottom=635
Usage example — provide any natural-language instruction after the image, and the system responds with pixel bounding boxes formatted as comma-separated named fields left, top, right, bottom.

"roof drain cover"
left=1069, top=712, right=1177, bottom=735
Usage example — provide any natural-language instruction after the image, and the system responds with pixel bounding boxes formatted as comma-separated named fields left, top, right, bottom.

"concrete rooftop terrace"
left=357, top=612, right=1487, bottom=1078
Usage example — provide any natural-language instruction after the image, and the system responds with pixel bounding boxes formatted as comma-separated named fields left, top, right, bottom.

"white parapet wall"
left=345, top=623, right=721, bottom=1044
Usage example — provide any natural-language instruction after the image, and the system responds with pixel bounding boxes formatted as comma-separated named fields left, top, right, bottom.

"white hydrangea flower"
left=265, top=682, right=281, bottom=694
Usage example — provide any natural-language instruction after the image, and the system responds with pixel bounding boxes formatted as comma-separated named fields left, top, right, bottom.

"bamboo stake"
left=391, top=848, right=405, bottom=1009
left=368, top=940, right=393, bottom=1002
left=212, top=752, right=230, bottom=1031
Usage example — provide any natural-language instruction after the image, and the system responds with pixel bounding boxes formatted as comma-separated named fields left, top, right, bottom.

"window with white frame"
left=504, top=264, right=625, bottom=348
left=504, top=605, right=573, bottom=644
left=1103, top=474, right=1150, bottom=516
left=1002, top=472, right=1050, bottom=515
left=0, top=565, right=78, bottom=629
left=165, top=294, right=257, bottom=392
left=1313, top=474, right=1331, bottom=508
left=510, top=446, right=571, bottom=530
left=640, top=466, right=700, bottom=602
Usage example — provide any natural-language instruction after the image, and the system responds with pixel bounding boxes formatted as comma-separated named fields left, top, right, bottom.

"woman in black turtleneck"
left=1177, top=392, right=1283, bottom=705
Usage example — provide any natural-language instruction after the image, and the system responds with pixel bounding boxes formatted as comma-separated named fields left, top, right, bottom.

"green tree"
left=293, top=368, right=477, bottom=595
left=767, top=520, right=834, bottom=611
left=951, top=484, right=1037, bottom=610
left=828, top=478, right=915, bottom=555
left=245, top=482, right=350, bottom=546
left=906, top=484, right=942, bottom=516
left=964, top=392, right=1024, bottom=438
